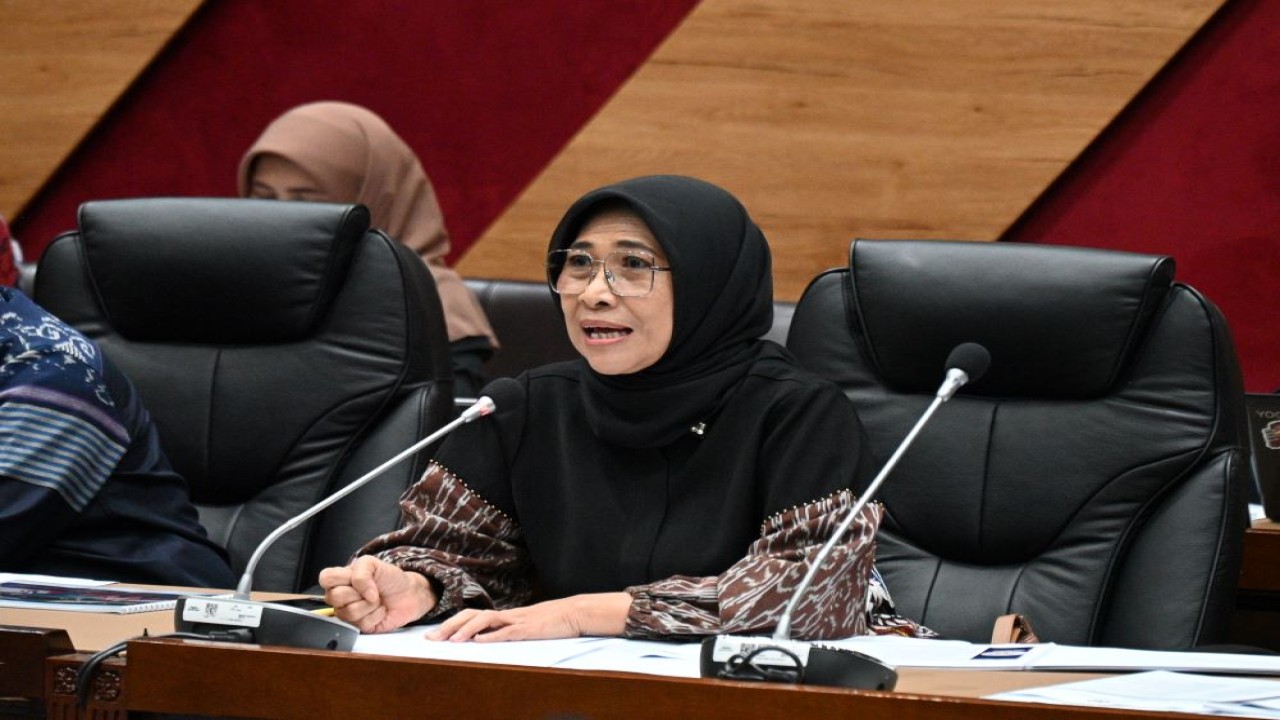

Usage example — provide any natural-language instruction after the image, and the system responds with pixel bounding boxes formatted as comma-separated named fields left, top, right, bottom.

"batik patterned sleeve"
left=864, top=565, right=938, bottom=638
left=624, top=490, right=935, bottom=640
left=356, top=462, right=532, bottom=620
left=1, top=297, right=129, bottom=564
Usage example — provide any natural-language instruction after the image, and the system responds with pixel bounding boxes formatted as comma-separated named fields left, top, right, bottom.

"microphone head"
left=470, top=376, right=525, bottom=420
left=945, top=342, right=991, bottom=384
left=465, top=396, right=496, bottom=420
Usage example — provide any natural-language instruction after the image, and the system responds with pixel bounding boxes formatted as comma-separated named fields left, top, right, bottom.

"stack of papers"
left=0, top=573, right=224, bottom=614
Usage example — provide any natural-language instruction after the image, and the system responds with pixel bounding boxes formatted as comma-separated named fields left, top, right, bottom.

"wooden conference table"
left=0, top=608, right=1216, bottom=720
left=0, top=609, right=1117, bottom=720
left=1231, top=518, right=1280, bottom=648
left=1, top=519, right=1278, bottom=720
left=1241, top=519, right=1280, bottom=593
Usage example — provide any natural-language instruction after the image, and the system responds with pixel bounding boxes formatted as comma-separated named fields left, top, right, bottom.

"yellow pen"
left=312, top=606, right=336, bottom=617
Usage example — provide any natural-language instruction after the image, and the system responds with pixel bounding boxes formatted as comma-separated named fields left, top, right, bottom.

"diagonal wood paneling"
left=0, top=0, right=203, bottom=222
left=460, top=0, right=1224, bottom=300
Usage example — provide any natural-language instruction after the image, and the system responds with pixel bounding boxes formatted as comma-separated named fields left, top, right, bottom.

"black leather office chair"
left=786, top=239, right=1250, bottom=649
left=35, top=198, right=455, bottom=593
left=463, top=279, right=579, bottom=381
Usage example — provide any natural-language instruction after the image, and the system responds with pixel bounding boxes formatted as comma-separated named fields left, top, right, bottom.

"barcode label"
left=181, top=598, right=264, bottom=628
left=710, top=636, right=812, bottom=666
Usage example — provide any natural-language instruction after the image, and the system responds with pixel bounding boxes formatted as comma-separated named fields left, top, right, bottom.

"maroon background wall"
left=11, top=0, right=1279, bottom=392
left=1004, top=0, right=1280, bottom=392
left=10, top=0, right=698, bottom=264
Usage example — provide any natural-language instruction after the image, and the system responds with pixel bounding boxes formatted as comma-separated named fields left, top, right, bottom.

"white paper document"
left=354, top=626, right=617, bottom=668
left=1024, top=645, right=1280, bottom=676
left=818, top=636, right=1280, bottom=676
left=821, top=635, right=1055, bottom=670
left=989, top=670, right=1280, bottom=718
left=0, top=573, right=113, bottom=587
left=353, top=629, right=1280, bottom=681
left=354, top=627, right=705, bottom=677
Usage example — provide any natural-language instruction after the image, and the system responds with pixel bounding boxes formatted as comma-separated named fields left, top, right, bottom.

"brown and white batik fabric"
left=623, top=489, right=875, bottom=639
left=361, top=466, right=935, bottom=639
left=625, top=490, right=934, bottom=640
left=359, top=463, right=529, bottom=619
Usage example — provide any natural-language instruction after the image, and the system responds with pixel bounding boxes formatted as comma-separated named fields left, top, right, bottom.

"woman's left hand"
left=427, top=592, right=632, bottom=642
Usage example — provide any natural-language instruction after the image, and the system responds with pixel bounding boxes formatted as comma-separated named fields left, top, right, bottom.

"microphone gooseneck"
left=233, top=395, right=496, bottom=599
left=773, top=342, right=989, bottom=641
left=177, top=394, right=501, bottom=653
left=702, top=343, right=991, bottom=690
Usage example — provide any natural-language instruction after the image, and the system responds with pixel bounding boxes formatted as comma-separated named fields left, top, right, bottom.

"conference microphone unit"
left=174, top=393, right=501, bottom=651
left=701, top=343, right=991, bottom=689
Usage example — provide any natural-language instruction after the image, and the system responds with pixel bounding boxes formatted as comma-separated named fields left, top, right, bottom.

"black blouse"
left=435, top=347, right=868, bottom=601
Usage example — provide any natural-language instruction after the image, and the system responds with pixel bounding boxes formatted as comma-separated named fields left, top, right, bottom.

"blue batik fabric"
left=0, top=288, right=127, bottom=511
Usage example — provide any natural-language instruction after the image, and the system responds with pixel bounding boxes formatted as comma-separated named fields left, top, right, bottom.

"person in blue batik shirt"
left=0, top=287, right=234, bottom=587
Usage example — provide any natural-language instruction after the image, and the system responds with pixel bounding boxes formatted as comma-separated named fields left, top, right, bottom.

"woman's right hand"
left=318, top=555, right=437, bottom=633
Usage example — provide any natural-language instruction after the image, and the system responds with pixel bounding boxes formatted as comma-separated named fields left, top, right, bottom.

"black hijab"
left=548, top=175, right=777, bottom=448
left=433, top=176, right=860, bottom=598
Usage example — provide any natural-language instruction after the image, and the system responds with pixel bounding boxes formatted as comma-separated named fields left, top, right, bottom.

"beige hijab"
left=238, top=101, right=497, bottom=345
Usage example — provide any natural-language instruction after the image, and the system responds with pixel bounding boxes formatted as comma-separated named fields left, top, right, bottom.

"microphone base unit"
left=700, top=635, right=898, bottom=690
left=174, top=596, right=358, bottom=651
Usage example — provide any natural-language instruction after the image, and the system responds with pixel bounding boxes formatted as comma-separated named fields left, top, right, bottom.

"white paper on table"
left=988, top=670, right=1280, bottom=718
left=354, top=628, right=703, bottom=677
left=0, top=573, right=114, bottom=587
left=1028, top=645, right=1280, bottom=676
left=819, top=636, right=1280, bottom=677
left=554, top=639, right=703, bottom=678
left=353, top=624, right=618, bottom=668
left=353, top=628, right=1280, bottom=682
left=820, top=635, right=1056, bottom=670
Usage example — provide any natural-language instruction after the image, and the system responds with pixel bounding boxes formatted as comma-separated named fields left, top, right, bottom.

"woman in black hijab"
left=320, top=176, right=929, bottom=641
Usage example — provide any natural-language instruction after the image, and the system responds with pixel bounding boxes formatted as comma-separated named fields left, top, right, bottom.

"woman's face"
left=247, top=154, right=334, bottom=202
left=559, top=208, right=674, bottom=375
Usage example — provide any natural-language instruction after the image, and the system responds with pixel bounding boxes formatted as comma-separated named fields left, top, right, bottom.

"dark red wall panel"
left=11, top=0, right=698, bottom=264
left=1004, top=0, right=1280, bottom=392
left=14, top=0, right=1278, bottom=390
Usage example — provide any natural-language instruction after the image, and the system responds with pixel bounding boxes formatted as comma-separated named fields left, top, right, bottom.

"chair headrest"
left=77, top=198, right=370, bottom=343
left=849, top=239, right=1176, bottom=398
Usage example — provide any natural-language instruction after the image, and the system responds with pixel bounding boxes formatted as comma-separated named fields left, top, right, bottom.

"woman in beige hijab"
left=238, top=101, right=498, bottom=396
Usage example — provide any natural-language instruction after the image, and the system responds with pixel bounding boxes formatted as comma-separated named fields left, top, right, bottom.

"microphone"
left=173, top=395, right=498, bottom=651
left=936, top=341, right=992, bottom=402
left=701, top=342, right=991, bottom=688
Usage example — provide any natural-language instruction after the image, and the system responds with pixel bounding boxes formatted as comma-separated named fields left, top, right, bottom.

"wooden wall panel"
left=0, top=0, right=202, bottom=221
left=459, top=0, right=1223, bottom=300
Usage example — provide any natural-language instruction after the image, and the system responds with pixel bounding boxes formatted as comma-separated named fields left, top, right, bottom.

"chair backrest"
left=786, top=239, right=1250, bottom=649
left=464, top=278, right=796, bottom=379
left=35, top=198, right=455, bottom=592
left=464, top=278, right=578, bottom=380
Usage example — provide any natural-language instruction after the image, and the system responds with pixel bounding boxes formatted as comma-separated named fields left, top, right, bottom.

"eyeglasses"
left=546, top=249, right=672, bottom=298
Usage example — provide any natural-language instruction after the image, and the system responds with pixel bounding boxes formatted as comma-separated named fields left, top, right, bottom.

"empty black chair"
left=463, top=278, right=578, bottom=382
left=35, top=198, right=454, bottom=592
left=786, top=239, right=1250, bottom=649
